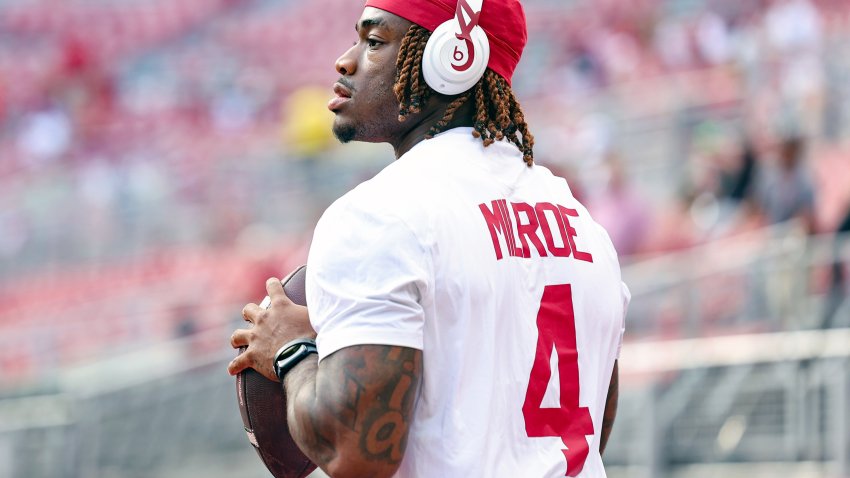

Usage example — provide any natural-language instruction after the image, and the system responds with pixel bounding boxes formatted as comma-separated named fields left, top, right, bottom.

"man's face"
left=329, top=8, right=413, bottom=144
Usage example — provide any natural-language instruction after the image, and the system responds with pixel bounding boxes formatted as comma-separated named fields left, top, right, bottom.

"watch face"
left=274, top=341, right=318, bottom=380
left=281, top=344, right=302, bottom=360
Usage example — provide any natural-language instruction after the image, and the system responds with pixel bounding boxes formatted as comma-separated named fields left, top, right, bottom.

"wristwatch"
left=273, top=338, right=318, bottom=381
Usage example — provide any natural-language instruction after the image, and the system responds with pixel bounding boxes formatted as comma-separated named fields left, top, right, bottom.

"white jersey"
left=306, top=127, right=629, bottom=478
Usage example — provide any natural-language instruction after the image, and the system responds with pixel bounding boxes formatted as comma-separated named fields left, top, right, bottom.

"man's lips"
left=328, top=82, right=353, bottom=112
left=334, top=83, right=353, bottom=98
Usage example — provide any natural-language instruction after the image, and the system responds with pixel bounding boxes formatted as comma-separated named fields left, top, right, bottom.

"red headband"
left=363, top=0, right=527, bottom=86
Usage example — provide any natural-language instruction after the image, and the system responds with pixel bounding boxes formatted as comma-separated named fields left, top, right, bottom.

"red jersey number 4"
left=522, top=284, right=594, bottom=477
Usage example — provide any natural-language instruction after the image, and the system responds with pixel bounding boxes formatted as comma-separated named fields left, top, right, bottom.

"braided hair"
left=393, top=25, right=535, bottom=166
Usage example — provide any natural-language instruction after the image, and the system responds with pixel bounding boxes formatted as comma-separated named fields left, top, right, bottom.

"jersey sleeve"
left=306, top=199, right=431, bottom=361
left=616, top=281, right=630, bottom=359
left=590, top=219, right=629, bottom=360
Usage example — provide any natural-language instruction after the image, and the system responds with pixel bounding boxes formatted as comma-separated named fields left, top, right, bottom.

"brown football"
left=236, top=265, right=318, bottom=478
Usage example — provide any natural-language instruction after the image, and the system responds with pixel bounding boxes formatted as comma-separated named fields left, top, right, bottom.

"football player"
left=229, top=1, right=629, bottom=476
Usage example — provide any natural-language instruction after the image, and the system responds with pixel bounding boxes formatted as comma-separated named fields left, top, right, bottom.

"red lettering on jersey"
left=535, top=203, right=571, bottom=258
left=479, top=201, right=507, bottom=260
left=512, top=202, right=547, bottom=258
left=496, top=199, right=523, bottom=258
left=480, top=199, right=594, bottom=264
left=480, top=200, right=527, bottom=260
left=523, top=284, right=594, bottom=476
left=559, top=206, right=594, bottom=263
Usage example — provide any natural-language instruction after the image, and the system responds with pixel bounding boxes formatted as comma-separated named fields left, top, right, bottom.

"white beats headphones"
left=422, top=0, right=490, bottom=96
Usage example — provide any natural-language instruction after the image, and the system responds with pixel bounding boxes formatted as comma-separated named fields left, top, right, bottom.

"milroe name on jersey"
left=479, top=199, right=594, bottom=263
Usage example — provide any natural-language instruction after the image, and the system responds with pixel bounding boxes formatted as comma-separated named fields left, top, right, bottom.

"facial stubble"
left=331, top=76, right=400, bottom=145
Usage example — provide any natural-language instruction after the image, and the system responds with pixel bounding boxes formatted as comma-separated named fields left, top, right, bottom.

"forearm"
left=599, top=360, right=619, bottom=455
left=283, top=345, right=422, bottom=478
left=284, top=356, right=338, bottom=469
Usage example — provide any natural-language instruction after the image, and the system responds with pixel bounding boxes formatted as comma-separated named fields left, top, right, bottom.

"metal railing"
left=622, top=226, right=850, bottom=339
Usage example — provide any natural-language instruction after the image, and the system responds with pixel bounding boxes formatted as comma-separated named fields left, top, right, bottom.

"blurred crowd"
left=0, top=0, right=847, bottom=267
left=1, top=0, right=849, bottom=265
left=522, top=0, right=850, bottom=257
left=1, top=0, right=850, bottom=383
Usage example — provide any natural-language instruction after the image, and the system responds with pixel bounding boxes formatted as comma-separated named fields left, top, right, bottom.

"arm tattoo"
left=284, top=345, right=423, bottom=474
left=599, top=360, right=619, bottom=455
left=358, top=347, right=419, bottom=463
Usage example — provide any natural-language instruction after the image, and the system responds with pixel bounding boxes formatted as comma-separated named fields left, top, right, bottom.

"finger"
left=230, top=329, right=250, bottom=348
left=227, top=353, right=252, bottom=376
left=266, top=277, right=291, bottom=303
left=242, top=303, right=262, bottom=323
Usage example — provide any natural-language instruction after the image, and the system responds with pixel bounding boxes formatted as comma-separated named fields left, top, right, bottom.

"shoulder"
left=530, top=163, right=575, bottom=191
left=320, top=131, right=481, bottom=230
left=318, top=164, right=429, bottom=238
left=311, top=154, right=437, bottom=263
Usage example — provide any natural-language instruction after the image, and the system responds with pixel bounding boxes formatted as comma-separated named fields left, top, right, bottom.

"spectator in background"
left=694, top=9, right=732, bottom=67
left=172, top=304, right=198, bottom=339
left=586, top=156, right=650, bottom=256
left=713, top=139, right=766, bottom=235
left=719, top=141, right=758, bottom=204
left=755, top=135, right=817, bottom=233
left=765, top=0, right=825, bottom=133
left=765, top=0, right=823, bottom=56
left=653, top=13, right=694, bottom=70
left=641, top=189, right=700, bottom=254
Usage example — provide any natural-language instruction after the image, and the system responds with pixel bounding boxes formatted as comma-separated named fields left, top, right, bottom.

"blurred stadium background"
left=1, top=0, right=849, bottom=476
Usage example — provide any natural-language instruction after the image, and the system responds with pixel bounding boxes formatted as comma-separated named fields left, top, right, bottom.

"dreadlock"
left=393, top=25, right=535, bottom=166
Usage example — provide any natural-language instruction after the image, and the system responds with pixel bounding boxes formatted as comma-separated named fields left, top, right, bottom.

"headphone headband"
left=450, top=0, right=481, bottom=73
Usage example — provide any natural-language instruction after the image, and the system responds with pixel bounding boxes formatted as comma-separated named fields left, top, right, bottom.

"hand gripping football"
left=236, top=265, right=317, bottom=478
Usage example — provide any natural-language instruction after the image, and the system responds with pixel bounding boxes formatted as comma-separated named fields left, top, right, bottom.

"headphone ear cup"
left=422, top=20, right=490, bottom=96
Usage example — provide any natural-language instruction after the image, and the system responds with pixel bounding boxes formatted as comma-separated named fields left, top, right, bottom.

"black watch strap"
left=273, top=338, right=318, bottom=381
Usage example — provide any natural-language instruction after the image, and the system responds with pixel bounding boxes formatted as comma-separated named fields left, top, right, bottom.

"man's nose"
left=335, top=45, right=357, bottom=76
